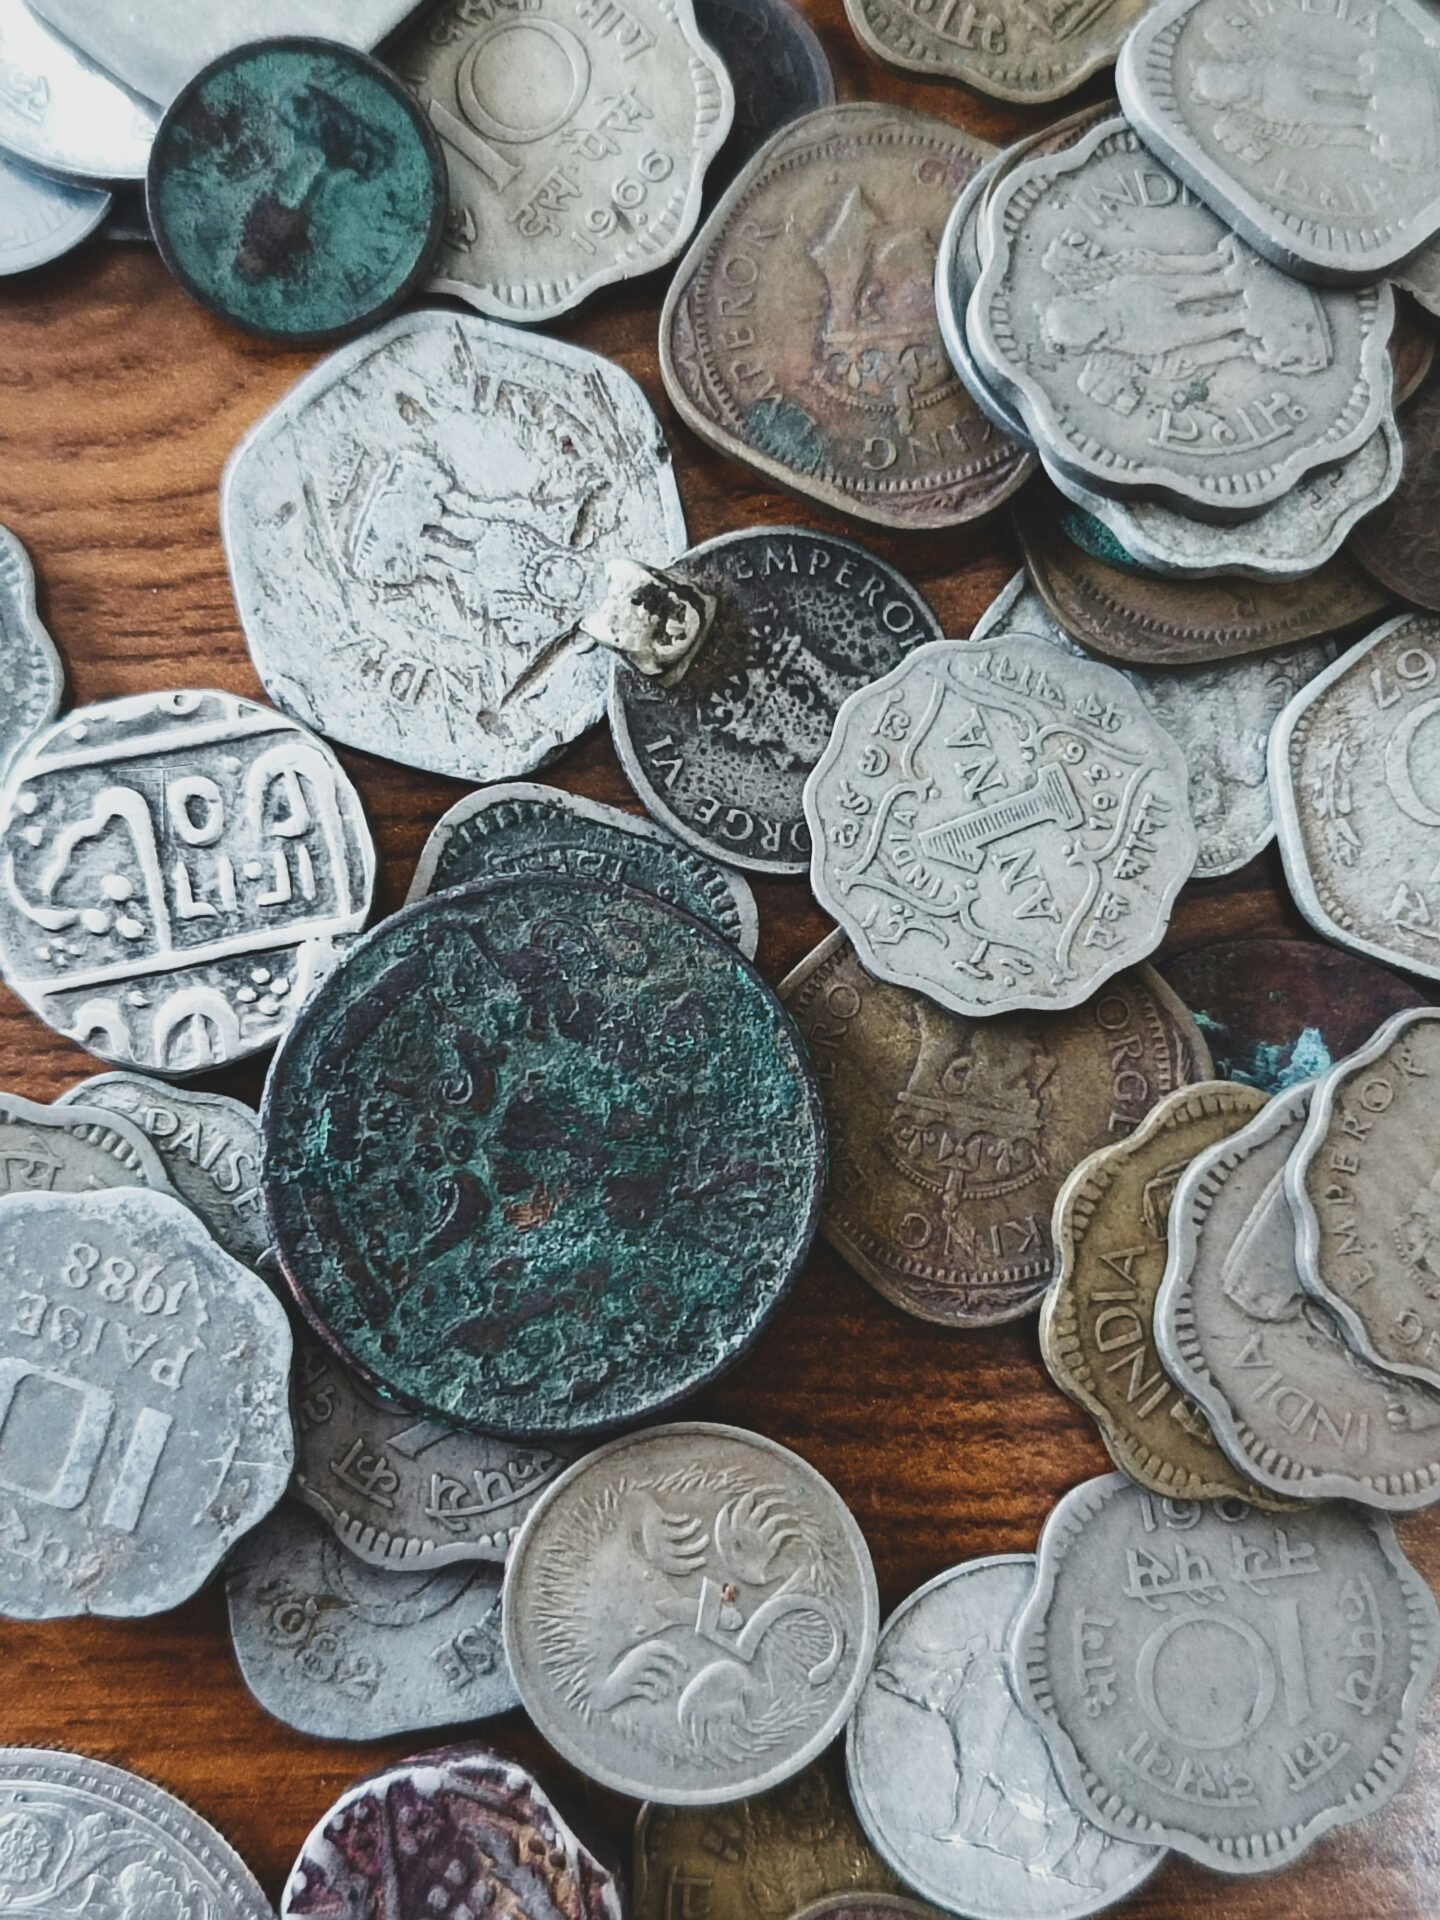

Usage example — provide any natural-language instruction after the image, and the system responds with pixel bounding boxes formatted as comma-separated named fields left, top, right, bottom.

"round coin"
left=0, top=1088, right=173, bottom=1196
left=0, top=0, right=157, bottom=182
left=1350, top=368, right=1440, bottom=612
left=263, top=875, right=825, bottom=1437
left=147, top=38, right=446, bottom=344
left=843, top=0, right=1146, bottom=102
left=0, top=523, right=63, bottom=792
left=792, top=1903, right=939, bottom=1920
left=0, top=147, right=108, bottom=273
left=935, top=158, right=1038, bottom=449
left=503, top=1422, right=878, bottom=1805
left=694, top=0, right=833, bottom=187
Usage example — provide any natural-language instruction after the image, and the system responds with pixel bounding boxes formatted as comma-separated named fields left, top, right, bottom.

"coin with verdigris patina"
left=782, top=933, right=1209, bottom=1326
left=1350, top=369, right=1440, bottom=613
left=263, top=875, right=824, bottom=1437
left=0, top=1089, right=173, bottom=1198
left=0, top=525, right=62, bottom=794
left=661, top=104, right=1030, bottom=531
left=844, top=0, right=1146, bottom=102
left=147, top=39, right=446, bottom=344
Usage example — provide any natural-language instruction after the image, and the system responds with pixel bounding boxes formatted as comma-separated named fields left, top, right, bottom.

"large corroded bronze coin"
left=661, top=103, right=1030, bottom=530
left=780, top=933, right=1210, bottom=1325
left=1350, top=369, right=1440, bottom=612
left=262, top=875, right=824, bottom=1437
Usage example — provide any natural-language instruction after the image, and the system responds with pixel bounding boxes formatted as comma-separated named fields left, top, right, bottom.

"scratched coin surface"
left=0, top=1089, right=172, bottom=1198
left=782, top=933, right=1208, bottom=1326
left=226, top=1499, right=516, bottom=1741
left=0, top=148, right=108, bottom=274
left=805, top=635, right=1196, bottom=1020
left=847, top=1556, right=1164, bottom=1920
left=503, top=1422, right=878, bottom=1804
left=0, top=0, right=158, bottom=182
left=0, top=1187, right=293, bottom=1621
left=263, top=876, right=824, bottom=1438
left=1350, top=369, right=1440, bottom=613
left=0, top=690, right=375, bottom=1075
left=223, top=308, right=686, bottom=785
left=661, top=103, right=1030, bottom=531
left=1012, top=1472, right=1440, bottom=1873
left=0, top=523, right=62, bottom=793
left=693, top=0, right=833, bottom=186
left=609, top=529, right=944, bottom=876
left=844, top=0, right=1148, bottom=103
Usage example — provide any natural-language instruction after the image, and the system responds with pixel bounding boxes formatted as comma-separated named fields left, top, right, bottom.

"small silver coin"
left=503, top=1422, right=879, bottom=1806
left=1393, top=238, right=1440, bottom=320
left=1011, top=1472, right=1440, bottom=1874
left=0, top=1186, right=293, bottom=1619
left=0, top=0, right=157, bottom=181
left=226, top=1499, right=517, bottom=1741
left=847, top=1555, right=1163, bottom=1920
left=0, top=146, right=107, bottom=272
left=0, top=523, right=62, bottom=792
left=0, top=1087, right=172, bottom=1196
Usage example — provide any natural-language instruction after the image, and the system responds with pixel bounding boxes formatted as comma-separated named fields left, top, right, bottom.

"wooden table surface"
left=2, top=11, right=1437, bottom=1916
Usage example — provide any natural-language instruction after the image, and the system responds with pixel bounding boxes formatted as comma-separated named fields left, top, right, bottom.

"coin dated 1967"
left=1011, top=1472, right=1440, bottom=1874
left=0, top=0, right=158, bottom=183
left=609, top=530, right=944, bottom=877
left=0, top=524, right=62, bottom=792
left=0, top=149, right=108, bottom=275
left=847, top=1556, right=1164, bottom=1920
left=805, top=635, right=1196, bottom=1020
left=845, top=0, right=1147, bottom=103
left=1350, top=369, right=1440, bottom=613
left=0, top=1089, right=172, bottom=1198
left=223, top=309, right=686, bottom=785
left=504, top=1422, right=878, bottom=1805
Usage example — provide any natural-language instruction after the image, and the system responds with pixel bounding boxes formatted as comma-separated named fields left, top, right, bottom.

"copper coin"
left=1350, top=368, right=1440, bottom=612
left=1391, top=295, right=1436, bottom=408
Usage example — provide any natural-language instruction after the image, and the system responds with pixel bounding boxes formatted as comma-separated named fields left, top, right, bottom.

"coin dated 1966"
left=0, top=1187, right=293, bottom=1620
left=0, top=524, right=62, bottom=792
left=504, top=1422, right=878, bottom=1805
left=0, top=149, right=108, bottom=274
left=0, top=0, right=158, bottom=183
left=610, top=530, right=944, bottom=877
left=847, top=1556, right=1164, bottom=1920
left=805, top=635, right=1196, bottom=1020
left=1350, top=369, right=1440, bottom=613
left=223, top=309, right=686, bottom=785
left=1011, top=1473, right=1440, bottom=1874
left=845, top=0, right=1147, bottom=103
left=0, top=1089, right=172, bottom=1198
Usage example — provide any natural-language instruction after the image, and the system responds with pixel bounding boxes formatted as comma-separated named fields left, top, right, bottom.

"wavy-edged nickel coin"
left=1119, top=0, right=1440, bottom=283
left=226, top=1499, right=515, bottom=1741
left=504, top=1422, right=878, bottom=1805
left=0, top=690, right=374, bottom=1075
left=0, top=1088, right=172, bottom=1196
left=805, top=636, right=1196, bottom=1020
left=281, top=1747, right=623, bottom=1919
left=935, top=159, right=1038, bottom=450
left=847, top=1556, right=1164, bottom=1920
left=0, top=524, right=62, bottom=791
left=1158, top=1084, right=1440, bottom=1510
left=0, top=1749, right=272, bottom=1919
left=223, top=309, right=685, bottom=785
left=662, top=103, right=1030, bottom=531
left=782, top=933, right=1209, bottom=1326
left=0, top=1187, right=293, bottom=1620
left=263, top=876, right=824, bottom=1438
left=1351, top=369, right=1440, bottom=613
left=844, top=0, right=1146, bottom=103
left=0, top=148, right=108, bottom=272
left=610, top=529, right=944, bottom=877
left=1012, top=1472, right=1440, bottom=1873
left=694, top=0, right=833, bottom=186
left=0, top=0, right=156, bottom=183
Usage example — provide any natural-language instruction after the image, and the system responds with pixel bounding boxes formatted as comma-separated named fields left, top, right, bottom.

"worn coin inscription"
left=1351, top=368, right=1440, bottom=613
left=1012, top=1473, right=1440, bottom=1873
left=0, top=0, right=157, bottom=185
left=0, top=525, right=63, bottom=795
left=845, top=0, right=1146, bottom=103
left=0, top=1090, right=172, bottom=1198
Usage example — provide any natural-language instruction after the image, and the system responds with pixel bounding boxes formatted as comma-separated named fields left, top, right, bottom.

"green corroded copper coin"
left=147, top=37, right=446, bottom=344
left=261, top=874, right=825, bottom=1437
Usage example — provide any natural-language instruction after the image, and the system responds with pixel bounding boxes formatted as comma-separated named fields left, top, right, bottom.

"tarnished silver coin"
left=0, top=690, right=375, bottom=1075
left=0, top=1088, right=171, bottom=1196
left=0, top=1748, right=272, bottom=1919
left=227, top=1499, right=516, bottom=1741
left=844, top=0, right=1147, bottom=103
left=847, top=1555, right=1163, bottom=1920
left=804, top=634, right=1196, bottom=1019
left=0, top=524, right=62, bottom=792
left=58, top=1072, right=266, bottom=1270
left=503, top=1422, right=879, bottom=1805
left=970, top=118, right=1394, bottom=517
left=0, top=147, right=107, bottom=272
left=610, top=529, right=944, bottom=877
left=0, top=0, right=157, bottom=182
left=396, top=0, right=732, bottom=324
left=0, top=1186, right=293, bottom=1619
left=1119, top=0, right=1440, bottom=283
left=223, top=309, right=686, bottom=785
left=935, top=158, right=1039, bottom=450
left=1012, top=1472, right=1440, bottom=1874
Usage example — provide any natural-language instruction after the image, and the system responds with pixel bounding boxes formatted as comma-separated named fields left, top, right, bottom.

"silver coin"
left=292, top=1336, right=576, bottom=1571
left=1011, top=1471, right=1440, bottom=1874
left=969, top=117, right=1395, bottom=518
left=1159, top=1082, right=1440, bottom=1510
left=804, top=634, right=1196, bottom=1019
left=934, top=159, right=1038, bottom=452
left=0, top=689, right=375, bottom=1075
left=0, top=1087, right=172, bottom=1196
left=1119, top=0, right=1440, bottom=283
left=223, top=308, right=686, bottom=785
left=226, top=1498, right=516, bottom=1741
left=0, top=146, right=107, bottom=272
left=1270, top=612, right=1440, bottom=982
left=57, top=1071, right=267, bottom=1270
left=0, top=1747, right=271, bottom=1918
left=1393, top=238, right=1440, bottom=319
left=847, top=1555, right=1163, bottom=1920
left=0, top=0, right=157, bottom=182
left=395, top=0, right=732, bottom=325
left=0, top=1186, right=293, bottom=1619
left=0, top=524, right=62, bottom=793
left=503, top=1421, right=879, bottom=1805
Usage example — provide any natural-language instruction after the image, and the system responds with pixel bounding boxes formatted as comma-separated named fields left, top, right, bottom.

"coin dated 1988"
left=0, top=149, right=108, bottom=275
left=609, top=530, right=944, bottom=877
left=0, top=524, right=62, bottom=792
left=504, top=1422, right=879, bottom=1805
left=223, top=309, right=686, bottom=785
left=1350, top=368, right=1440, bottom=613
left=844, top=0, right=1147, bottom=103
left=0, top=1088, right=172, bottom=1197
left=847, top=1556, right=1164, bottom=1920
left=805, top=636, right=1196, bottom=1020
left=0, top=0, right=158, bottom=183
left=1011, top=1473, right=1440, bottom=1874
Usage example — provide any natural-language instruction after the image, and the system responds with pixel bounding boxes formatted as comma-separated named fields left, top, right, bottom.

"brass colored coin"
left=781, top=933, right=1211, bottom=1327
left=1350, top=368, right=1440, bottom=613
left=842, top=0, right=1144, bottom=105
left=1041, top=1080, right=1285, bottom=1504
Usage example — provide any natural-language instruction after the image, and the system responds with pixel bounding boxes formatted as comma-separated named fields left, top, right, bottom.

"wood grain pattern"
left=0, top=17, right=1436, bottom=1914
